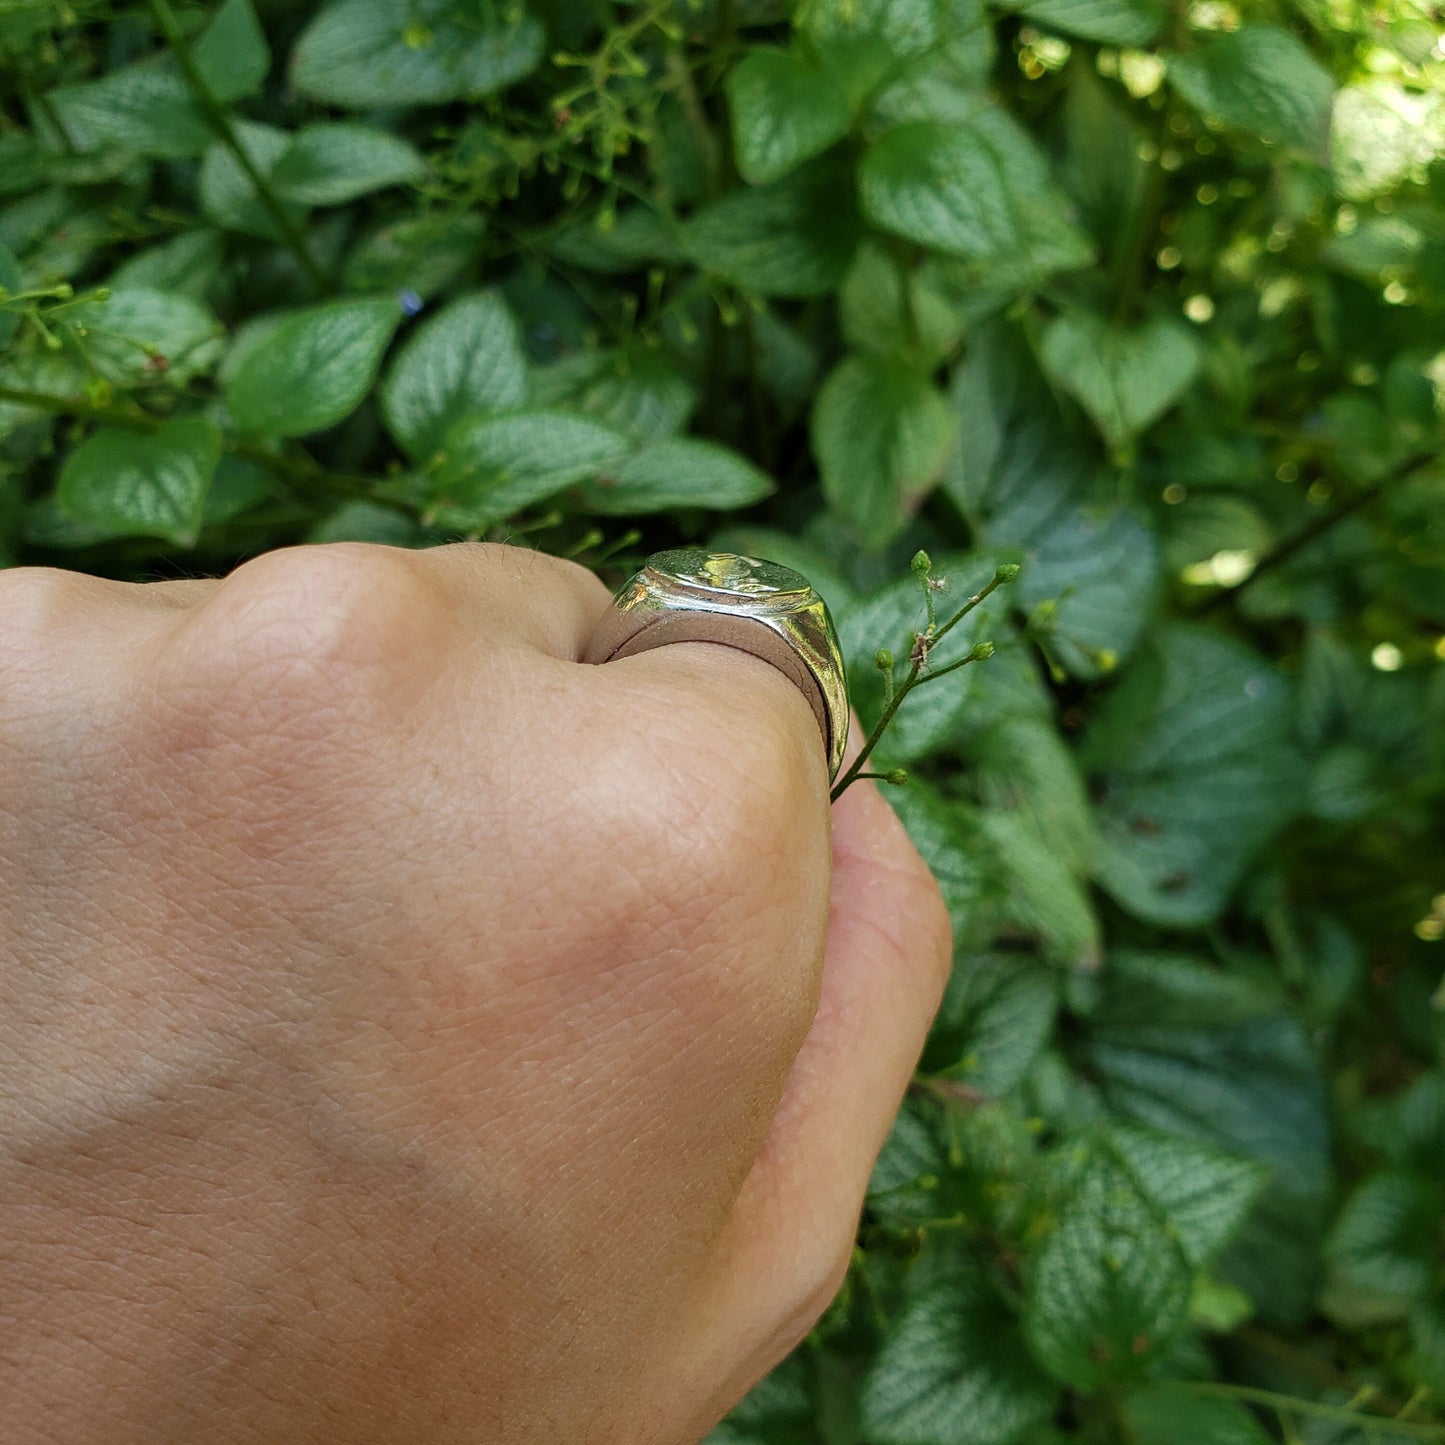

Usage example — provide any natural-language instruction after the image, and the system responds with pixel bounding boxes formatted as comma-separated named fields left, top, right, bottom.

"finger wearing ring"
left=583, top=549, right=850, bottom=783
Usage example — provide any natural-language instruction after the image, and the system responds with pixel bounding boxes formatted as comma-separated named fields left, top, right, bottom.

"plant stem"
left=930, top=567, right=1015, bottom=648
left=0, top=383, right=395, bottom=509
left=1194, top=451, right=1431, bottom=615
left=830, top=657, right=922, bottom=803
left=829, top=566, right=1016, bottom=803
left=1185, top=1384, right=1445, bottom=1439
left=144, top=0, right=330, bottom=295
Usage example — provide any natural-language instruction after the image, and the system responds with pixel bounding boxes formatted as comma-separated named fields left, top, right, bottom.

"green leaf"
left=683, top=160, right=862, bottom=298
left=57, top=416, right=221, bottom=547
left=868, top=0, right=995, bottom=123
left=805, top=0, right=941, bottom=106
left=1356, top=1070, right=1445, bottom=1174
left=272, top=123, right=428, bottom=207
left=109, top=230, right=225, bottom=301
left=726, top=49, right=852, bottom=186
left=1323, top=1172, right=1437, bottom=1324
left=199, top=121, right=299, bottom=238
left=290, top=0, right=544, bottom=108
left=979, top=809, right=1100, bottom=968
left=78, top=288, right=225, bottom=386
left=576, top=437, right=773, bottom=515
left=201, top=455, right=276, bottom=528
left=343, top=212, right=486, bottom=298
left=380, top=291, right=529, bottom=461
left=972, top=716, right=1094, bottom=875
left=307, top=500, right=426, bottom=547
left=886, top=781, right=990, bottom=939
left=1076, top=952, right=1332, bottom=1325
left=0, top=240, right=22, bottom=349
left=48, top=61, right=210, bottom=159
left=433, top=410, right=631, bottom=527
left=859, top=112, right=1092, bottom=278
left=1082, top=626, right=1307, bottom=928
left=532, top=349, right=697, bottom=440
left=1168, top=25, right=1334, bottom=159
left=812, top=354, right=954, bottom=543
left=226, top=297, right=401, bottom=438
left=926, top=953, right=1061, bottom=1096
left=1123, top=1386, right=1272, bottom=1445
left=1003, top=0, right=1164, bottom=45
left=1332, top=81, right=1445, bottom=203
left=860, top=1242, right=1056, bottom=1445
left=1039, top=312, right=1202, bottom=452
left=548, top=206, right=680, bottom=275
left=707, top=1357, right=815, bottom=1444
left=840, top=239, right=978, bottom=366
left=1105, top=1126, right=1267, bottom=1269
left=1023, top=1145, right=1194, bottom=1387
left=193, top=0, right=270, bottom=103
left=945, top=327, right=1159, bottom=678
left=1411, top=1297, right=1445, bottom=1395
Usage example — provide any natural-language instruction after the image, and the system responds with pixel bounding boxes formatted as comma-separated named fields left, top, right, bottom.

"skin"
left=0, top=540, right=952, bottom=1444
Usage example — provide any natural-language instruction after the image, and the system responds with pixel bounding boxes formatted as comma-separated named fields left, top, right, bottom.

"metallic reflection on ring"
left=583, top=549, right=849, bottom=782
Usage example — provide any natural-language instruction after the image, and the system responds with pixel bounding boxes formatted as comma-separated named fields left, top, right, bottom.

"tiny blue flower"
left=398, top=289, right=425, bottom=317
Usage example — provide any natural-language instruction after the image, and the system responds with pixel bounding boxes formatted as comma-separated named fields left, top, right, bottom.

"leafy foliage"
left=1, top=0, right=1444, bottom=1439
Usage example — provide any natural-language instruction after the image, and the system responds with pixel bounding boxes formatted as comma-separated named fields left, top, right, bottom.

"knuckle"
left=0, top=566, right=93, bottom=645
left=170, top=543, right=443, bottom=715
left=132, top=544, right=449, bottom=792
left=214, top=543, right=431, bottom=679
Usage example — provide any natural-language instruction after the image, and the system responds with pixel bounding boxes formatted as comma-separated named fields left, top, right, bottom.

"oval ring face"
left=585, top=549, right=850, bottom=782
left=644, top=549, right=812, bottom=605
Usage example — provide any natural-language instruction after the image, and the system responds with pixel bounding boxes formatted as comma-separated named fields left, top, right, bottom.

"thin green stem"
left=0, top=384, right=162, bottom=431
left=911, top=643, right=993, bottom=687
left=830, top=659, right=923, bottom=803
left=931, top=566, right=1016, bottom=648
left=0, top=383, right=395, bottom=509
left=144, top=0, right=330, bottom=294
left=1194, top=452, right=1430, bottom=615
left=1185, top=1385, right=1445, bottom=1439
left=830, top=565, right=1018, bottom=804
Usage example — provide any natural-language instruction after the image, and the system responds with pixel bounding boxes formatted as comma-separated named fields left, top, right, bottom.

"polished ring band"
left=583, top=549, right=849, bottom=782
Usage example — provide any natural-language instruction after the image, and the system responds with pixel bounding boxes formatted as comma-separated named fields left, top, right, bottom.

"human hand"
left=0, top=541, right=951, bottom=1444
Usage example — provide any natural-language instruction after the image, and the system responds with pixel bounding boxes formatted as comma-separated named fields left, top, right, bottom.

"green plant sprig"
left=830, top=555, right=1019, bottom=804
left=143, top=0, right=330, bottom=295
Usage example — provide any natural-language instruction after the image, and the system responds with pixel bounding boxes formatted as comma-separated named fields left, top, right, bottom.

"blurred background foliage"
left=2, top=0, right=1444, bottom=1437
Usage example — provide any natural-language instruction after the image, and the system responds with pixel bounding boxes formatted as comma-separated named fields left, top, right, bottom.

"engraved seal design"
left=645, top=550, right=810, bottom=604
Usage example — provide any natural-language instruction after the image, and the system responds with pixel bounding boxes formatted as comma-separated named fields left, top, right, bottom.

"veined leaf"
left=1168, top=25, right=1334, bottom=159
left=1023, top=1144, right=1193, bottom=1387
left=726, top=49, right=852, bottom=186
left=861, top=1241, right=1056, bottom=1444
left=272, top=123, right=428, bottom=207
left=683, top=160, right=862, bottom=298
left=1040, top=311, right=1202, bottom=452
left=577, top=437, right=773, bottom=515
left=226, top=296, right=401, bottom=437
left=1083, top=626, right=1307, bottom=927
left=860, top=112, right=1092, bottom=280
left=812, top=353, right=954, bottom=544
left=57, top=415, right=221, bottom=547
left=193, top=0, right=270, bottom=103
left=381, top=291, right=529, bottom=461
left=291, top=0, right=544, bottom=107
left=432, top=410, right=631, bottom=527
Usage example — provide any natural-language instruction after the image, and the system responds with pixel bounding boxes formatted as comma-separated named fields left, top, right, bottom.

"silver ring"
left=583, top=549, right=849, bottom=781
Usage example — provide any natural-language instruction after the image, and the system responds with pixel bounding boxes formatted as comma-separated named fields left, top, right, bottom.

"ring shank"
left=589, top=609, right=831, bottom=753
